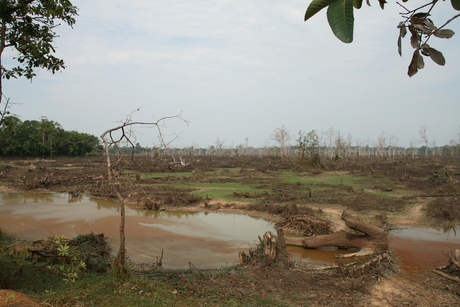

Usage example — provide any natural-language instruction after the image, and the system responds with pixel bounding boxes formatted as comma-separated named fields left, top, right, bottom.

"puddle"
left=289, top=227, right=460, bottom=270
left=0, top=193, right=275, bottom=268
left=286, top=245, right=357, bottom=267
left=1, top=192, right=458, bottom=270
left=389, top=227, right=460, bottom=271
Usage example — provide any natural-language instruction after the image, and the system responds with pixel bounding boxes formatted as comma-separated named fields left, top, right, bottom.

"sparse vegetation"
left=0, top=155, right=460, bottom=305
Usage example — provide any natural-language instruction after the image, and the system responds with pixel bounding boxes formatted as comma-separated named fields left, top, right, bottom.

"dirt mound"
left=0, top=290, right=39, bottom=307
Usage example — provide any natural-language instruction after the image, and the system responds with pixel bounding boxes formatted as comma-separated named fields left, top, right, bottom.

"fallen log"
left=432, top=269, right=460, bottom=284
left=284, top=211, right=388, bottom=257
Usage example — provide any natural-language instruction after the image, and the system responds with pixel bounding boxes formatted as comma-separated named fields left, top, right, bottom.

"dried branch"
left=432, top=269, right=460, bottom=283
left=100, top=110, right=187, bottom=181
left=100, top=109, right=187, bottom=277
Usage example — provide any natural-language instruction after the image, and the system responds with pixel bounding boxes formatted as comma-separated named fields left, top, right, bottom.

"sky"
left=3, top=0, right=460, bottom=149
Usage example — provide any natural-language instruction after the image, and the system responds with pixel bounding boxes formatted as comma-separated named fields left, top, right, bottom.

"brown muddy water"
left=0, top=193, right=459, bottom=270
left=0, top=193, right=276, bottom=268
left=389, top=226, right=460, bottom=271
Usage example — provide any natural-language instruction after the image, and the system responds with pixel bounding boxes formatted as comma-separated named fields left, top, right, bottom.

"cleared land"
left=0, top=155, right=459, bottom=306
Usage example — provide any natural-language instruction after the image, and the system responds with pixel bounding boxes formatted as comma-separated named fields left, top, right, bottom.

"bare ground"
left=1, top=155, right=460, bottom=306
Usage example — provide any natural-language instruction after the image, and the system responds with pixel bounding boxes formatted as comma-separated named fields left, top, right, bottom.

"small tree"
left=270, top=125, right=291, bottom=158
left=296, top=130, right=319, bottom=158
left=50, top=235, right=86, bottom=299
left=419, top=125, right=429, bottom=157
left=214, top=137, right=226, bottom=157
left=0, top=0, right=78, bottom=124
left=100, top=110, right=186, bottom=277
left=295, top=130, right=308, bottom=159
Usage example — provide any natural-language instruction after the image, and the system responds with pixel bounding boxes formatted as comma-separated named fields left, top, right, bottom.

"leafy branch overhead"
left=0, top=0, right=78, bottom=124
left=304, top=0, right=460, bottom=77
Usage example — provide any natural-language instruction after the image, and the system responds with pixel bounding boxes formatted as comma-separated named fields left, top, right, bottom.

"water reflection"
left=68, top=195, right=83, bottom=204
left=0, top=192, right=275, bottom=268
left=389, top=226, right=460, bottom=271
left=287, top=245, right=356, bottom=267
left=389, top=226, right=460, bottom=243
left=0, top=192, right=59, bottom=205
left=88, top=196, right=122, bottom=211
left=2, top=192, right=457, bottom=270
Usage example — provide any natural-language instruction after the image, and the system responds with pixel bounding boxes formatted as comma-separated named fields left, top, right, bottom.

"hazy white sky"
left=4, top=0, right=460, bottom=148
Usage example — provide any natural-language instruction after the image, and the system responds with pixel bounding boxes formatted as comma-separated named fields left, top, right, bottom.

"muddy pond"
left=0, top=193, right=459, bottom=270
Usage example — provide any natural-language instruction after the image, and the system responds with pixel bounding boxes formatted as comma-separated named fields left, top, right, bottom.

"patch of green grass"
left=0, top=246, right=284, bottom=307
left=280, top=172, right=403, bottom=198
left=142, top=172, right=193, bottom=178
left=0, top=254, right=64, bottom=294
left=47, top=275, right=183, bottom=307
left=280, top=171, right=364, bottom=186
left=190, top=182, right=265, bottom=201
left=0, top=230, right=13, bottom=245
left=216, top=167, right=241, bottom=174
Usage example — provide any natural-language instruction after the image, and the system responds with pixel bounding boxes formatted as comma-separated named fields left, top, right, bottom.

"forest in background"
left=0, top=116, right=101, bottom=157
left=1, top=116, right=459, bottom=159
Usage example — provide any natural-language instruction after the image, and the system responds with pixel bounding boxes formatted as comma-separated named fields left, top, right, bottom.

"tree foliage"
left=296, top=129, right=322, bottom=167
left=0, top=0, right=78, bottom=123
left=296, top=129, right=320, bottom=159
left=304, top=0, right=459, bottom=76
left=0, top=116, right=101, bottom=156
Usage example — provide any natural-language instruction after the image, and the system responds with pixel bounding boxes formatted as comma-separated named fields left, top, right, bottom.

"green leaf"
left=305, top=0, right=336, bottom=21
left=451, top=0, right=460, bottom=11
left=327, top=0, right=355, bottom=43
left=353, top=0, right=363, bottom=9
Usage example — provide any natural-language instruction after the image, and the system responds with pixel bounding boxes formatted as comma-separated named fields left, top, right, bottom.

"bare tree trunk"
left=113, top=186, right=128, bottom=277
left=419, top=125, right=429, bottom=157
left=0, top=20, right=5, bottom=117
left=99, top=111, right=186, bottom=278
left=101, top=135, right=112, bottom=182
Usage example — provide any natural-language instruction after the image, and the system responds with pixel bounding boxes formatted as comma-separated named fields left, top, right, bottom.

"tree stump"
left=263, top=231, right=277, bottom=261
left=239, top=229, right=290, bottom=266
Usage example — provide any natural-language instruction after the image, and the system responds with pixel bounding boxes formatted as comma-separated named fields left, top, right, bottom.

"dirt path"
left=368, top=271, right=460, bottom=307
left=321, top=207, right=347, bottom=231
left=389, top=197, right=432, bottom=227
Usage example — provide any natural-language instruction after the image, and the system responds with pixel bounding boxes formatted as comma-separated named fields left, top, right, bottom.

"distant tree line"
left=0, top=116, right=101, bottom=157
left=133, top=126, right=460, bottom=159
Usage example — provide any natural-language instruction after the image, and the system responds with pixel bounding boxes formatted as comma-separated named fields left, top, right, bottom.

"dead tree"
left=270, top=125, right=291, bottom=158
left=284, top=211, right=388, bottom=257
left=100, top=110, right=186, bottom=277
left=419, top=125, right=429, bottom=157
